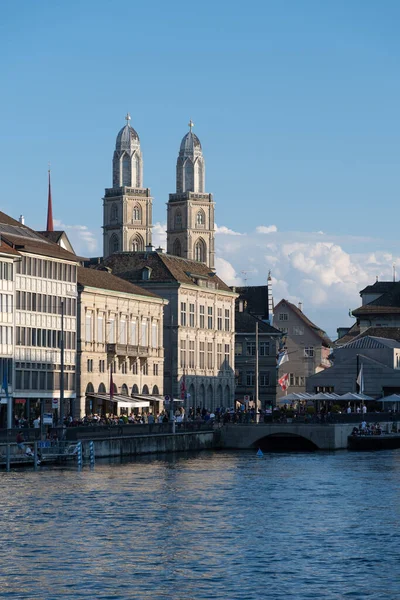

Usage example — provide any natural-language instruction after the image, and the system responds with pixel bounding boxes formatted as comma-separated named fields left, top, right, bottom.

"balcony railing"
left=106, top=344, right=150, bottom=358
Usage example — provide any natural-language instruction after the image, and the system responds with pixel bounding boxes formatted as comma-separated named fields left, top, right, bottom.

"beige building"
left=99, top=251, right=237, bottom=410
left=273, top=299, right=331, bottom=399
left=77, top=266, right=166, bottom=416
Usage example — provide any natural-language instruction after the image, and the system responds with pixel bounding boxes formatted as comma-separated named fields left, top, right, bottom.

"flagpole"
left=255, top=321, right=259, bottom=422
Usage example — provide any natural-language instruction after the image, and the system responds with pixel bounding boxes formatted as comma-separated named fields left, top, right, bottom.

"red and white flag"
left=278, top=373, right=289, bottom=391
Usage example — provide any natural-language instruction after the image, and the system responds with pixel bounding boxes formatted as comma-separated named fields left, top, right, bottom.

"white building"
left=0, top=210, right=80, bottom=422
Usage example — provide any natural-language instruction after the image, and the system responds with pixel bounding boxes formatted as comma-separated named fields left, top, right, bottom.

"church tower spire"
left=46, top=168, right=54, bottom=232
left=103, top=115, right=153, bottom=258
left=167, top=121, right=215, bottom=269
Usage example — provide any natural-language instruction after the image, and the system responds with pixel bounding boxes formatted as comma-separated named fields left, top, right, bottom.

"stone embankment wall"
left=80, top=430, right=217, bottom=459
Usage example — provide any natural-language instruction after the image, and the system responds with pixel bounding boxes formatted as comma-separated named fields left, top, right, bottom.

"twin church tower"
left=103, top=115, right=215, bottom=269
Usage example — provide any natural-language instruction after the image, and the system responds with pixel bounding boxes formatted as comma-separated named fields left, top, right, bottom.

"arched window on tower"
left=196, top=210, right=205, bottom=227
left=175, top=210, right=182, bottom=228
left=173, top=239, right=181, bottom=257
left=194, top=238, right=206, bottom=263
left=111, top=204, right=118, bottom=223
left=132, top=206, right=141, bottom=222
left=110, top=234, right=119, bottom=254
left=196, top=159, right=204, bottom=193
left=131, top=234, right=144, bottom=252
left=184, top=159, right=194, bottom=192
left=122, top=155, right=130, bottom=186
left=135, top=154, right=141, bottom=187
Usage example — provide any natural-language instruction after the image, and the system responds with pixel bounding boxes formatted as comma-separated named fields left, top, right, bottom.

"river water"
left=1, top=450, right=400, bottom=599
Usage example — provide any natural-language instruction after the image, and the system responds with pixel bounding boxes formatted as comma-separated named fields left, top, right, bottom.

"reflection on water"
left=1, top=450, right=400, bottom=599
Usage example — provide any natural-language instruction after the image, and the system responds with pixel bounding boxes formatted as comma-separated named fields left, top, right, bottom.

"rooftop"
left=97, top=251, right=233, bottom=292
left=77, top=266, right=160, bottom=299
left=275, top=298, right=331, bottom=347
left=235, top=309, right=281, bottom=335
left=234, top=285, right=269, bottom=320
left=0, top=211, right=80, bottom=262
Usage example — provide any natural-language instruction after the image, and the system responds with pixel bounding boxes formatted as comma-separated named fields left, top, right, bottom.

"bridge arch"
left=252, top=432, right=319, bottom=452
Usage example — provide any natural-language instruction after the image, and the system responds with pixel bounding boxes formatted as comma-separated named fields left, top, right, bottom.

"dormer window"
left=142, top=266, right=152, bottom=281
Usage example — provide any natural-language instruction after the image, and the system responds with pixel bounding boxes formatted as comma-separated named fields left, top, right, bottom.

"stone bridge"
left=219, top=423, right=362, bottom=451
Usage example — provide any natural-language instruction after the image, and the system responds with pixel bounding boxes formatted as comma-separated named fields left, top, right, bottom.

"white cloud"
left=213, top=225, right=400, bottom=338
left=215, top=224, right=244, bottom=236
left=53, top=219, right=98, bottom=254
left=215, top=257, right=243, bottom=286
left=152, top=222, right=167, bottom=250
left=256, top=225, right=278, bottom=234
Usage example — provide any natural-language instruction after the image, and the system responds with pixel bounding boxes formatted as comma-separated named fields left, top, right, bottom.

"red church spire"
left=46, top=168, right=54, bottom=232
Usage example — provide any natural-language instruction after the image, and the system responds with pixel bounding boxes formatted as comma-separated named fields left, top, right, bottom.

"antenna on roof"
left=241, top=270, right=249, bottom=286
left=393, top=263, right=396, bottom=282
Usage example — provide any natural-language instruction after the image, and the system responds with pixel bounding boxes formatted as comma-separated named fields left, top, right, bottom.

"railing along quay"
left=65, top=421, right=214, bottom=440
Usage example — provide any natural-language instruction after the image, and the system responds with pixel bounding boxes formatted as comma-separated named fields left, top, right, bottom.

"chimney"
left=298, top=301, right=303, bottom=312
left=155, top=246, right=164, bottom=253
left=145, top=244, right=154, bottom=253
left=267, top=270, right=274, bottom=324
left=19, top=215, right=25, bottom=225
left=238, top=299, right=244, bottom=312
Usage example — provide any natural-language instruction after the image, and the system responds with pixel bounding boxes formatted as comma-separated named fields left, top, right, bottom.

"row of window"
left=0, top=326, right=13, bottom=345
left=16, top=327, right=76, bottom=350
left=85, top=313, right=158, bottom=347
left=277, top=324, right=305, bottom=335
left=0, top=262, right=13, bottom=281
left=15, top=370, right=75, bottom=391
left=87, top=358, right=159, bottom=376
left=16, top=256, right=77, bottom=282
left=289, top=374, right=306, bottom=386
left=0, top=294, right=13, bottom=313
left=180, top=340, right=231, bottom=370
left=235, top=341, right=271, bottom=356
left=237, top=371, right=271, bottom=387
left=180, top=304, right=230, bottom=330
left=174, top=210, right=205, bottom=228
left=16, top=292, right=76, bottom=316
left=111, top=204, right=143, bottom=224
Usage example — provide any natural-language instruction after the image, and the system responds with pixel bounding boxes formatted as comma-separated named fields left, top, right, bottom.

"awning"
left=339, top=392, right=374, bottom=401
left=377, top=394, right=400, bottom=402
left=86, top=393, right=150, bottom=408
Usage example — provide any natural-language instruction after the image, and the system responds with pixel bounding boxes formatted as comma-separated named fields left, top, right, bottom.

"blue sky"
left=1, top=0, right=400, bottom=336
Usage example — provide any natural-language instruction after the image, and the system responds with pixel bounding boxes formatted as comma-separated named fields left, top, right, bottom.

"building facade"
left=77, top=267, right=166, bottom=417
left=234, top=308, right=281, bottom=409
left=273, top=299, right=331, bottom=399
left=306, top=334, right=400, bottom=397
left=0, top=241, right=19, bottom=425
left=103, top=114, right=153, bottom=258
left=0, top=211, right=79, bottom=422
left=167, top=123, right=215, bottom=269
left=98, top=251, right=237, bottom=411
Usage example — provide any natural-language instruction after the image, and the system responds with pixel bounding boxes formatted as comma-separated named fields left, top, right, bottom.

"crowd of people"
left=351, top=422, right=383, bottom=436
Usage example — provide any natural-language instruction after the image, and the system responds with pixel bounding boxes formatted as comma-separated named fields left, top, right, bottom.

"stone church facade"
left=166, top=121, right=215, bottom=269
left=96, top=116, right=236, bottom=409
left=103, top=114, right=153, bottom=258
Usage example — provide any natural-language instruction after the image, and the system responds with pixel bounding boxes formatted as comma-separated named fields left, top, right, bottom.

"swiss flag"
left=278, top=373, right=289, bottom=391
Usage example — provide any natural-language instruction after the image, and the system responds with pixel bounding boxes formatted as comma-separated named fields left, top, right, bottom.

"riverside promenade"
left=2, top=414, right=400, bottom=464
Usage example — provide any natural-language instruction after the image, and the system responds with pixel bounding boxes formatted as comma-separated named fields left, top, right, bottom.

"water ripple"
left=0, top=450, right=400, bottom=598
